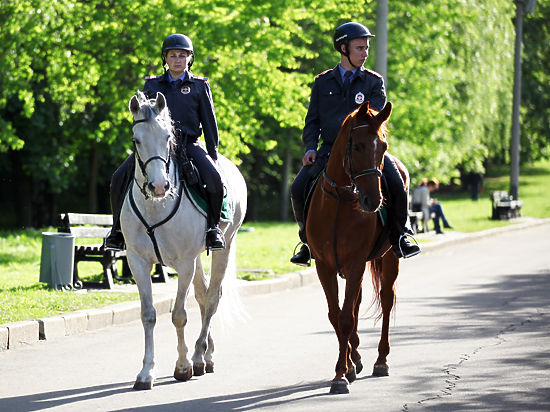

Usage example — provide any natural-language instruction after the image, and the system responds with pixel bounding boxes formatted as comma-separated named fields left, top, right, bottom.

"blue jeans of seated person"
left=430, top=203, right=450, bottom=233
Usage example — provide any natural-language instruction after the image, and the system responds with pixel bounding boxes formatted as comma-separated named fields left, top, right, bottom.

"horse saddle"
left=177, top=152, right=233, bottom=222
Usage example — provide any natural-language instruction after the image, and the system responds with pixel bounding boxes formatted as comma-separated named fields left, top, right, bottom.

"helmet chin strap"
left=343, top=44, right=361, bottom=70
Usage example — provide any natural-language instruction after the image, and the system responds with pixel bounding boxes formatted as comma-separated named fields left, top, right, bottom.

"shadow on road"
left=0, top=378, right=338, bottom=411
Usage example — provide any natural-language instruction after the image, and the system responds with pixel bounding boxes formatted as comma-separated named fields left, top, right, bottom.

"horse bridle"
left=323, top=121, right=383, bottom=198
left=132, top=117, right=172, bottom=199
left=322, top=120, right=385, bottom=279
left=128, top=116, right=182, bottom=267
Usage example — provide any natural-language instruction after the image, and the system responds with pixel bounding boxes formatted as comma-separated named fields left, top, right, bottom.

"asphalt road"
left=1, top=222, right=549, bottom=411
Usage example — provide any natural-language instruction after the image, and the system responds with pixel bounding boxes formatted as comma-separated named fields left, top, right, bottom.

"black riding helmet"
left=333, top=22, right=374, bottom=68
left=161, top=33, right=195, bottom=69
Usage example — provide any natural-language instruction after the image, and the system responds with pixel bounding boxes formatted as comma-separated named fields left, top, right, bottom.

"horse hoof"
left=133, top=380, right=153, bottom=390
left=329, top=380, right=350, bottom=394
left=355, top=359, right=363, bottom=375
left=345, top=367, right=357, bottom=383
left=174, top=366, right=193, bottom=381
left=372, top=363, right=389, bottom=376
left=206, top=361, right=214, bottom=373
left=193, top=364, right=206, bottom=376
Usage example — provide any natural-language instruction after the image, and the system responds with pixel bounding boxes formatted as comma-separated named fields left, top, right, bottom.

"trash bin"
left=39, top=232, right=75, bottom=290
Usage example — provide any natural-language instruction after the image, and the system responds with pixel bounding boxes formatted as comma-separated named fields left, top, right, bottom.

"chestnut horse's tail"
left=367, top=257, right=396, bottom=323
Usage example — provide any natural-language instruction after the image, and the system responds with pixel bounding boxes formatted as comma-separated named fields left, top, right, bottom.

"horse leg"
left=128, top=253, right=156, bottom=390
left=331, top=268, right=364, bottom=394
left=172, top=259, right=196, bottom=382
left=191, top=246, right=231, bottom=375
left=315, top=262, right=349, bottom=394
left=373, top=253, right=399, bottom=376
left=190, top=256, right=215, bottom=376
left=347, top=287, right=364, bottom=382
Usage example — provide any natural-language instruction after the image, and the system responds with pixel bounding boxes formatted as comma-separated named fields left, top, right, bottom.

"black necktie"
left=344, top=70, right=353, bottom=96
left=174, top=79, right=183, bottom=89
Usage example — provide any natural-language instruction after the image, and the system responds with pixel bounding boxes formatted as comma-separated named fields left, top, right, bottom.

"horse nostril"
left=164, top=182, right=170, bottom=191
left=148, top=182, right=155, bottom=193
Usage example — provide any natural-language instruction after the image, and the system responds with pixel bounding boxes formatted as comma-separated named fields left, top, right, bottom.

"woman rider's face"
left=165, top=49, right=191, bottom=77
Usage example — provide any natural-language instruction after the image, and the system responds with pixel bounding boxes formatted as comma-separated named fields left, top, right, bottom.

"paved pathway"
left=0, top=219, right=548, bottom=411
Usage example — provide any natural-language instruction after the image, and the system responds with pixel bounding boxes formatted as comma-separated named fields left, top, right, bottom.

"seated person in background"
left=412, top=178, right=452, bottom=234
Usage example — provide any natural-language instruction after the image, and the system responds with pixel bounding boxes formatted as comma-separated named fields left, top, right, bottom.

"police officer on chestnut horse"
left=290, top=22, right=421, bottom=266
left=105, top=33, right=226, bottom=251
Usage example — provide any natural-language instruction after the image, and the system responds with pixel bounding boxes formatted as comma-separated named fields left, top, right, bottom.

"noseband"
left=132, top=117, right=172, bottom=199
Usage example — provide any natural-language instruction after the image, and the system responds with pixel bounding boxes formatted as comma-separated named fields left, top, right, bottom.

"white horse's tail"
left=212, top=235, right=248, bottom=333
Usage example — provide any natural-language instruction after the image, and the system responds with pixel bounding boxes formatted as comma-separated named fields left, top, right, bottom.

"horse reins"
left=321, top=121, right=383, bottom=278
left=129, top=117, right=182, bottom=266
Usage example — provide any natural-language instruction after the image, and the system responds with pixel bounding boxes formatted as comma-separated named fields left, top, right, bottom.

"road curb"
left=1, top=218, right=547, bottom=352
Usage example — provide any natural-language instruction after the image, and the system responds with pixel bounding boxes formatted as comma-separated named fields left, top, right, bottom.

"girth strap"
left=128, top=182, right=184, bottom=267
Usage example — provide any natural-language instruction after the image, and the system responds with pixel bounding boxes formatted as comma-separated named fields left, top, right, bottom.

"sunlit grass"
left=1, top=160, right=549, bottom=324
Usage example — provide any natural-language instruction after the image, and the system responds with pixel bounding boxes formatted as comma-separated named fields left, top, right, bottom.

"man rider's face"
left=344, top=38, right=370, bottom=67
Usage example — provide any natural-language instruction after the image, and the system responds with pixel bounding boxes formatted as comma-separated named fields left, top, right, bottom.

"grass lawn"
left=1, top=160, right=549, bottom=324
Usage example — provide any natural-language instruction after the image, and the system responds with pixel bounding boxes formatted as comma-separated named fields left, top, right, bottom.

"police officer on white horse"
left=290, top=22, right=421, bottom=266
left=106, top=33, right=226, bottom=251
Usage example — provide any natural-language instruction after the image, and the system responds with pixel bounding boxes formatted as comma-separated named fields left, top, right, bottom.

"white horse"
left=120, top=91, right=247, bottom=390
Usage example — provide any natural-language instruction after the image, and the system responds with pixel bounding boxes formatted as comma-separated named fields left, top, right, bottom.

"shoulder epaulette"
left=193, top=75, right=208, bottom=82
left=365, top=69, right=383, bottom=78
left=315, top=69, right=331, bottom=79
left=144, top=74, right=162, bottom=80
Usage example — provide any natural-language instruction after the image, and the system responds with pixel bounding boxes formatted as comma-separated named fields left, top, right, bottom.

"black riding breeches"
left=382, top=153, right=411, bottom=243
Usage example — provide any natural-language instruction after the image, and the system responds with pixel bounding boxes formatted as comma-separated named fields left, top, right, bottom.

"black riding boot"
left=290, top=196, right=311, bottom=267
left=205, top=189, right=225, bottom=251
left=383, top=155, right=421, bottom=259
left=105, top=156, right=134, bottom=251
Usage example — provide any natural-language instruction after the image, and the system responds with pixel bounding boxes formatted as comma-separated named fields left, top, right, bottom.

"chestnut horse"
left=306, top=101, right=405, bottom=394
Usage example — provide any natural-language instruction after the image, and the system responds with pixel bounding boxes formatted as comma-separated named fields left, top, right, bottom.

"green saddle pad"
left=378, top=205, right=388, bottom=226
left=186, top=183, right=234, bottom=222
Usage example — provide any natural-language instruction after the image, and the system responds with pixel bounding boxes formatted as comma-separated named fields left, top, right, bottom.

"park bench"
left=57, top=213, right=167, bottom=289
left=409, top=199, right=437, bottom=234
left=491, top=191, right=523, bottom=220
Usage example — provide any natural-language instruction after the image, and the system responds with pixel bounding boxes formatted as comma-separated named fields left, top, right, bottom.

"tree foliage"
left=0, top=0, right=546, bottom=226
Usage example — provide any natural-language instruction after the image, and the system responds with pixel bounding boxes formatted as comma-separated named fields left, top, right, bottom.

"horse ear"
left=154, top=92, right=166, bottom=113
left=357, top=101, right=370, bottom=117
left=376, top=101, right=392, bottom=124
left=129, top=95, right=140, bottom=115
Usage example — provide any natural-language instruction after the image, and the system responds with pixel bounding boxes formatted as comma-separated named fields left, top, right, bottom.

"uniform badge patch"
left=355, top=92, right=364, bottom=104
left=181, top=86, right=191, bottom=94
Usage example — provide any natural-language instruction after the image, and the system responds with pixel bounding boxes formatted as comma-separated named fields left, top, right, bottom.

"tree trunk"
left=10, top=151, right=33, bottom=228
left=279, top=146, right=291, bottom=222
left=88, top=145, right=99, bottom=213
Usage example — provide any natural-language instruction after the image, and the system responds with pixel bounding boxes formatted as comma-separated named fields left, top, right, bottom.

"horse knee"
left=142, top=307, right=156, bottom=326
left=172, top=310, right=187, bottom=328
left=338, top=315, right=354, bottom=335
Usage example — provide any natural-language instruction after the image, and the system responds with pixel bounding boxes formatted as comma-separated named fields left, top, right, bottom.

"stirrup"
left=206, top=227, right=225, bottom=253
left=104, top=230, right=125, bottom=251
left=290, top=242, right=311, bottom=267
left=397, top=233, right=421, bottom=259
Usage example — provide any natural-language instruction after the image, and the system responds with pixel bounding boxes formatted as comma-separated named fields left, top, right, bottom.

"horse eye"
left=133, top=138, right=140, bottom=146
left=353, top=143, right=361, bottom=152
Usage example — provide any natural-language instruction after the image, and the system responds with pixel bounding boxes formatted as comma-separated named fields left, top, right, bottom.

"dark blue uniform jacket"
left=143, top=71, right=219, bottom=160
left=302, top=65, right=386, bottom=156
